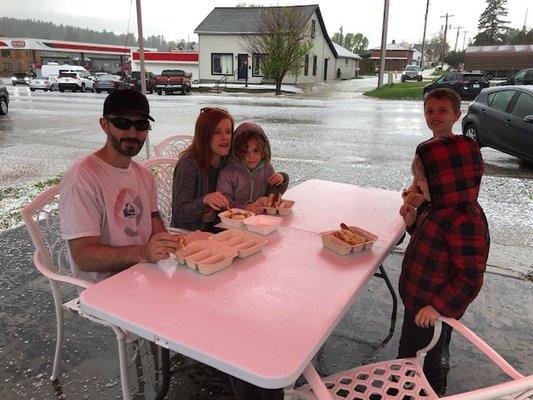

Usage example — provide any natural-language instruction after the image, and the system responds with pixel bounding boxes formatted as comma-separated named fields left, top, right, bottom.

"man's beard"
left=109, top=135, right=145, bottom=157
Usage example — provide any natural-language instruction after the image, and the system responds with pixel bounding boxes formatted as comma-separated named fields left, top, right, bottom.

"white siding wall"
left=130, top=60, right=199, bottom=81
left=197, top=11, right=337, bottom=84
left=335, top=57, right=359, bottom=79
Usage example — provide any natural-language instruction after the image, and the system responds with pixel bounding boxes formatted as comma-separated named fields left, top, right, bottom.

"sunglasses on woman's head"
left=200, top=107, right=229, bottom=113
left=107, top=117, right=151, bottom=131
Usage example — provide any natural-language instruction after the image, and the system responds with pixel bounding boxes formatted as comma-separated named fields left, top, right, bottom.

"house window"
left=211, top=53, right=233, bottom=75
left=304, top=55, right=309, bottom=76
left=252, top=53, right=264, bottom=77
left=1, top=50, right=11, bottom=58
left=311, top=20, right=316, bottom=38
left=312, top=55, right=317, bottom=76
left=345, top=58, right=349, bottom=66
left=3, top=62, right=13, bottom=72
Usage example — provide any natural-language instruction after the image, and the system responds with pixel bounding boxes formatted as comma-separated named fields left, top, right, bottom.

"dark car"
left=0, top=82, right=9, bottom=115
left=11, top=72, right=30, bottom=86
left=423, top=72, right=490, bottom=99
left=401, top=65, right=422, bottom=82
left=93, top=74, right=127, bottom=93
left=462, top=86, right=533, bottom=163
left=496, top=68, right=533, bottom=86
left=129, top=71, right=156, bottom=94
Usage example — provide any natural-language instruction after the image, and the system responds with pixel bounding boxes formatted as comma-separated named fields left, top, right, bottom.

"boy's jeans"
left=397, top=310, right=453, bottom=396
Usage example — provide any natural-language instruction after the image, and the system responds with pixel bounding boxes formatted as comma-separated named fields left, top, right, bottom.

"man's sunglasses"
left=107, top=117, right=151, bottom=131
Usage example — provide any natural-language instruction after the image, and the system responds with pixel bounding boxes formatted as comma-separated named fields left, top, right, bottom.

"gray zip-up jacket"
left=216, top=122, right=289, bottom=209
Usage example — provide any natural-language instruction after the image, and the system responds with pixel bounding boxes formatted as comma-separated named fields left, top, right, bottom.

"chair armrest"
left=34, top=251, right=93, bottom=289
left=439, top=316, right=523, bottom=380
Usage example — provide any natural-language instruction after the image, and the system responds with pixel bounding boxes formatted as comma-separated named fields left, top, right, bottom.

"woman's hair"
left=234, top=132, right=271, bottom=163
left=411, top=155, right=426, bottom=179
left=180, top=107, right=234, bottom=169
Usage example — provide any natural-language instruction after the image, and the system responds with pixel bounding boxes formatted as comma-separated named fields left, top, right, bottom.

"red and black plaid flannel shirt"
left=400, top=136, right=490, bottom=319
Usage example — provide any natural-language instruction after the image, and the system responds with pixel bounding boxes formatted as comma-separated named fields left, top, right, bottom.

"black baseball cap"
left=103, top=89, right=154, bottom=121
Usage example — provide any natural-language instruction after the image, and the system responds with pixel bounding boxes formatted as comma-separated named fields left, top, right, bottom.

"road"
left=1, top=79, right=531, bottom=276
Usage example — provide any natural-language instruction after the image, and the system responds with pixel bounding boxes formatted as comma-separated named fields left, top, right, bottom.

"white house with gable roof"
left=194, top=5, right=339, bottom=84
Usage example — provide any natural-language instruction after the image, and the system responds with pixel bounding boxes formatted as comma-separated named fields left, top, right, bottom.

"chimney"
left=392, top=39, right=396, bottom=44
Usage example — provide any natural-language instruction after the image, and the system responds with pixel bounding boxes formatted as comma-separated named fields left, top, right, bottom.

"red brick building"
left=360, top=40, right=414, bottom=73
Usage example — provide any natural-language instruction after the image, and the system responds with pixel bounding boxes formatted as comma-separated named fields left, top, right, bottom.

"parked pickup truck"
left=156, top=69, right=192, bottom=95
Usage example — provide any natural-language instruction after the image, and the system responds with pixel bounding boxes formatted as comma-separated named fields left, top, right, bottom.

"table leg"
left=373, top=265, right=398, bottom=345
left=154, top=347, right=170, bottom=400
left=302, top=363, right=333, bottom=400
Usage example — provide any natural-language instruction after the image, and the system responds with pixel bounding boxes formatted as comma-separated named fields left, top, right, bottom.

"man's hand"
left=267, top=173, right=284, bottom=186
left=415, top=305, right=441, bottom=328
left=203, top=192, right=229, bottom=211
left=246, top=202, right=263, bottom=214
left=399, top=203, right=417, bottom=227
left=143, top=232, right=182, bottom=263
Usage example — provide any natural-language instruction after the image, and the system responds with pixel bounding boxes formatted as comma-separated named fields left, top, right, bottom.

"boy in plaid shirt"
left=398, top=136, right=490, bottom=395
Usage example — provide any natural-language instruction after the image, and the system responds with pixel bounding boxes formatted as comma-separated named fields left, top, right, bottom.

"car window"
left=523, top=71, right=533, bottom=82
left=513, top=70, right=527, bottom=80
left=435, top=76, right=445, bottom=83
left=510, top=92, right=533, bottom=119
left=443, top=74, right=457, bottom=82
left=463, top=75, right=487, bottom=82
left=59, top=72, right=77, bottom=78
left=488, top=90, right=516, bottom=112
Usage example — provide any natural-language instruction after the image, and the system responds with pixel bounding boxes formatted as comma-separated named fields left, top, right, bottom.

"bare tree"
left=244, top=7, right=313, bottom=95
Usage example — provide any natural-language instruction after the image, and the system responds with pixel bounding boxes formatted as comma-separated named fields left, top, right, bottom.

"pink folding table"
left=79, top=179, right=405, bottom=398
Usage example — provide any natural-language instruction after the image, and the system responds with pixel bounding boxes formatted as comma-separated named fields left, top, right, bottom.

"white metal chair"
left=143, top=157, right=178, bottom=227
left=22, top=185, right=140, bottom=399
left=153, top=134, right=192, bottom=158
left=292, top=317, right=533, bottom=400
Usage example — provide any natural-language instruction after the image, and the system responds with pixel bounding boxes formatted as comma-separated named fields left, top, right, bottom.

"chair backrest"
left=22, top=184, right=91, bottom=288
left=142, top=157, right=178, bottom=226
left=153, top=134, right=192, bottom=158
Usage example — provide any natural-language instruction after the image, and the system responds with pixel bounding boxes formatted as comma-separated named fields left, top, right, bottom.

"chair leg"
left=373, top=265, right=398, bottom=346
left=49, top=279, right=64, bottom=382
left=112, top=326, right=132, bottom=400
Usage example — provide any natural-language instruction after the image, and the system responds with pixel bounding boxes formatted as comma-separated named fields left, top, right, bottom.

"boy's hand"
left=144, top=232, right=182, bottom=262
left=415, top=305, right=441, bottom=328
left=246, top=203, right=263, bottom=214
left=399, top=203, right=416, bottom=227
left=267, top=173, right=285, bottom=186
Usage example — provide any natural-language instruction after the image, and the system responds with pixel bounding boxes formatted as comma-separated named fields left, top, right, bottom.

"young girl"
left=216, top=122, right=289, bottom=212
left=170, top=107, right=233, bottom=231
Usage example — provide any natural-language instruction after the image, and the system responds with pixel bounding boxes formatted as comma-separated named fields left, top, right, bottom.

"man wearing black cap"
left=59, top=89, right=180, bottom=286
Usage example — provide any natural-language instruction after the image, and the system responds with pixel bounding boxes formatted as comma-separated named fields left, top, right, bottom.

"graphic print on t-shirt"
left=114, top=188, right=144, bottom=237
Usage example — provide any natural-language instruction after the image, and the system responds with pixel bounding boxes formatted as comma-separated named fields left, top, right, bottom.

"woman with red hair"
left=171, top=107, right=234, bottom=231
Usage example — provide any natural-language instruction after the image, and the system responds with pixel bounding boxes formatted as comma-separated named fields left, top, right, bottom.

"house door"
left=323, top=58, right=329, bottom=81
left=238, top=54, right=248, bottom=80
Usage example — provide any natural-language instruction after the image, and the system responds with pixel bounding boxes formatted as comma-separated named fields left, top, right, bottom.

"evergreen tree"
left=474, top=0, right=510, bottom=45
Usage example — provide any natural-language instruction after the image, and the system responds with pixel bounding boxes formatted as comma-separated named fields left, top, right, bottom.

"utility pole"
left=420, top=0, right=430, bottom=69
left=135, top=0, right=150, bottom=158
left=524, top=8, right=529, bottom=31
left=377, top=0, right=390, bottom=88
left=440, top=13, right=454, bottom=69
left=462, top=30, right=468, bottom=51
left=453, top=25, right=464, bottom=52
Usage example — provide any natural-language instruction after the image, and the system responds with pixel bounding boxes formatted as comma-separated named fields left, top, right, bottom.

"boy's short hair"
left=234, top=132, right=271, bottom=162
left=424, top=88, right=461, bottom=113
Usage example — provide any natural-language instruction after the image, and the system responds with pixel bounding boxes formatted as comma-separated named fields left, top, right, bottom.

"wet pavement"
left=0, top=80, right=532, bottom=399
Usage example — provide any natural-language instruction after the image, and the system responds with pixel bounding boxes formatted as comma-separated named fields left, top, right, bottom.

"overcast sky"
left=1, top=0, right=531, bottom=48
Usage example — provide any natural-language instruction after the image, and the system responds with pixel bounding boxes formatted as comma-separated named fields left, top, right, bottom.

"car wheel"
left=30, top=88, right=36, bottom=92
left=157, top=90, right=162, bottom=95
left=81, top=84, right=86, bottom=92
left=49, top=85, right=55, bottom=92
left=59, top=87, right=65, bottom=92
left=418, top=76, right=422, bottom=81
left=464, top=124, right=480, bottom=144
left=96, top=89, right=101, bottom=93
left=0, top=97, right=8, bottom=115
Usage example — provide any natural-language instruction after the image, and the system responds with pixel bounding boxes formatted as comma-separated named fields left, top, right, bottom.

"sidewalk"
left=0, top=225, right=531, bottom=399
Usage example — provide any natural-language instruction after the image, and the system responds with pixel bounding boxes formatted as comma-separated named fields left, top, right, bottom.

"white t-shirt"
left=59, top=154, right=158, bottom=285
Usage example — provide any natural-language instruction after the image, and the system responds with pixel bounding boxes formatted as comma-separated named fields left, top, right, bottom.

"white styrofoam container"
left=255, top=197, right=295, bottom=216
left=176, top=240, right=238, bottom=275
left=243, top=215, right=283, bottom=235
left=218, top=208, right=255, bottom=227
left=208, top=228, right=267, bottom=258
left=320, top=226, right=378, bottom=256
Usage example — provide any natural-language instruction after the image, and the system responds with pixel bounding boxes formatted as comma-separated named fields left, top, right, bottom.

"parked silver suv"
left=401, top=65, right=422, bottom=82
